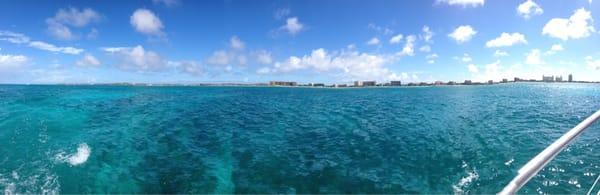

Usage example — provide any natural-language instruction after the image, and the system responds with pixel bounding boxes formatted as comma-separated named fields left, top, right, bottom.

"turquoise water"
left=1, top=83, right=599, bottom=194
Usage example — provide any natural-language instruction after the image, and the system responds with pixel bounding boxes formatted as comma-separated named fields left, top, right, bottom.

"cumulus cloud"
left=367, top=37, right=380, bottom=45
left=28, top=41, right=83, bottom=55
left=419, top=45, right=431, bottom=53
left=271, top=48, right=400, bottom=81
left=0, top=54, right=28, bottom=72
left=130, top=9, right=164, bottom=36
left=46, top=7, right=101, bottom=40
left=461, top=53, right=472, bottom=62
left=494, top=50, right=509, bottom=57
left=437, top=0, right=484, bottom=7
left=398, top=35, right=416, bottom=56
left=389, top=34, right=403, bottom=44
left=230, top=36, right=245, bottom=50
left=421, top=26, right=434, bottom=43
left=542, top=8, right=595, bottom=41
left=545, top=44, right=564, bottom=55
left=280, top=17, right=304, bottom=35
left=448, top=25, right=477, bottom=43
left=207, top=50, right=231, bottom=66
left=517, top=0, right=543, bottom=19
left=467, top=60, right=517, bottom=82
left=485, top=32, right=527, bottom=47
left=76, top=54, right=101, bottom=67
left=0, top=30, right=83, bottom=55
left=426, top=53, right=438, bottom=64
left=175, top=61, right=204, bottom=76
left=525, top=49, right=543, bottom=65
left=255, top=50, right=273, bottom=65
left=467, top=64, right=479, bottom=73
left=585, top=56, right=600, bottom=70
left=103, top=45, right=166, bottom=71
left=256, top=67, right=272, bottom=74
left=0, top=31, right=30, bottom=44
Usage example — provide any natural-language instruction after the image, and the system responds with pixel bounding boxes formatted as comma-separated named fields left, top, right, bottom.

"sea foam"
left=68, top=143, right=91, bottom=166
left=56, top=143, right=91, bottom=166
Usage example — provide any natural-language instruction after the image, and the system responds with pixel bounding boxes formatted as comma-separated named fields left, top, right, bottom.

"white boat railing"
left=499, top=109, right=600, bottom=195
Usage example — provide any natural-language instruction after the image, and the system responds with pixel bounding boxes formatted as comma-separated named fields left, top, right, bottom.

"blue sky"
left=0, top=0, right=598, bottom=84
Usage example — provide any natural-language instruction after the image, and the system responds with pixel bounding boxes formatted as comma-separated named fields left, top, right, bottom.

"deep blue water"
left=1, top=83, right=599, bottom=194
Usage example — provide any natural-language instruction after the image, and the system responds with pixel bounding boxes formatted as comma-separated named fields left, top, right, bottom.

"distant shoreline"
left=1, top=81, right=599, bottom=88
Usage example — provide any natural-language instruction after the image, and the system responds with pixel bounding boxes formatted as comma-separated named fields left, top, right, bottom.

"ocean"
left=1, top=83, right=599, bottom=194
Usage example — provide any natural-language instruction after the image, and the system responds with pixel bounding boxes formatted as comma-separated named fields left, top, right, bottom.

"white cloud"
left=367, top=37, right=380, bottom=45
left=0, top=31, right=30, bottom=44
left=87, top=28, right=99, bottom=39
left=398, top=35, right=416, bottom=56
left=486, top=33, right=527, bottom=48
left=494, top=50, right=509, bottom=57
left=46, top=7, right=101, bottom=40
left=542, top=8, right=595, bottom=41
left=103, top=45, right=166, bottom=71
left=207, top=50, right=231, bottom=66
left=545, top=44, right=564, bottom=55
left=517, top=0, right=543, bottom=19
left=0, top=30, right=83, bottom=55
left=255, top=50, right=273, bottom=65
left=585, top=56, right=600, bottom=70
left=130, top=9, right=164, bottom=36
left=462, top=53, right=472, bottom=62
left=152, top=0, right=180, bottom=7
left=272, top=48, right=400, bottom=81
left=426, top=53, right=438, bottom=64
left=0, top=54, right=28, bottom=72
left=421, top=26, right=434, bottom=43
left=448, top=25, right=477, bottom=43
left=389, top=34, right=403, bottom=44
left=281, top=17, right=304, bottom=35
left=467, top=64, right=479, bottom=73
left=256, top=67, right=272, bottom=74
left=230, top=36, right=245, bottom=50
left=419, top=45, right=431, bottom=53
left=274, top=8, right=291, bottom=20
left=368, top=23, right=393, bottom=35
left=525, top=49, right=544, bottom=65
left=101, top=47, right=129, bottom=53
left=176, top=61, right=204, bottom=76
left=46, top=20, right=75, bottom=40
left=28, top=41, right=84, bottom=55
left=437, top=0, right=485, bottom=7
left=76, top=54, right=101, bottom=67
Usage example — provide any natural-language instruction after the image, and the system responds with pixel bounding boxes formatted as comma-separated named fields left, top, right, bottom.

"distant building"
left=464, top=80, right=472, bottom=85
left=354, top=81, right=363, bottom=87
left=568, top=74, right=573, bottom=82
left=488, top=80, right=494, bottom=84
left=313, top=83, right=325, bottom=87
left=501, top=78, right=508, bottom=83
left=390, top=81, right=402, bottom=86
left=447, top=81, right=456, bottom=85
left=434, top=81, right=444, bottom=85
left=542, top=75, right=554, bottom=82
left=555, top=76, right=563, bottom=82
left=335, top=84, right=347, bottom=88
left=514, top=77, right=521, bottom=82
left=362, top=81, right=376, bottom=86
left=270, top=81, right=297, bottom=86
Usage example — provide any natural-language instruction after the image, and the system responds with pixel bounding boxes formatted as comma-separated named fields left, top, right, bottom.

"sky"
left=0, top=0, right=599, bottom=84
